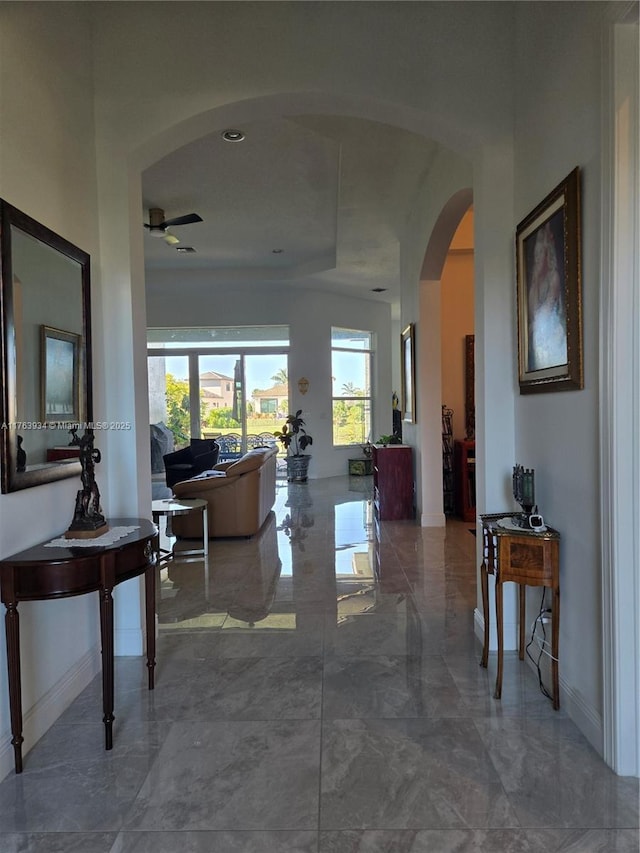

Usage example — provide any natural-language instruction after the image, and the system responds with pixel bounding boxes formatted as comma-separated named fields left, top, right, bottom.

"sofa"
left=171, top=445, right=278, bottom=538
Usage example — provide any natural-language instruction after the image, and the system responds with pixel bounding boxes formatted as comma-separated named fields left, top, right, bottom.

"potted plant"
left=274, top=410, right=313, bottom=482
left=377, top=434, right=402, bottom=446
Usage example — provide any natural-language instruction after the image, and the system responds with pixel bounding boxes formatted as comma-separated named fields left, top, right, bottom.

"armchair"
left=163, top=439, right=220, bottom=489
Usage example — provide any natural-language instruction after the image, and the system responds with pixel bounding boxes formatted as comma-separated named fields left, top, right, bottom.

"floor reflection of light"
left=222, top=614, right=297, bottom=630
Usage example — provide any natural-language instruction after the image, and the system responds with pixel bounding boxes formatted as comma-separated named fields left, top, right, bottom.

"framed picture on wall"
left=401, top=323, right=416, bottom=423
left=41, top=325, right=80, bottom=423
left=516, top=167, right=583, bottom=393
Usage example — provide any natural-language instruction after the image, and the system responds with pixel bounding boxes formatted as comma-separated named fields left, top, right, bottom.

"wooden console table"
left=479, top=512, right=561, bottom=709
left=0, top=518, right=157, bottom=773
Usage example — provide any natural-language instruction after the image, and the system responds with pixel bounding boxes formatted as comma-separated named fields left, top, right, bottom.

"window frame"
left=330, top=327, right=374, bottom=448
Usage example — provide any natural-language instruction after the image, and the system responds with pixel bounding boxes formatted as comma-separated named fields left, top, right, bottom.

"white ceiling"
left=142, top=115, right=441, bottom=305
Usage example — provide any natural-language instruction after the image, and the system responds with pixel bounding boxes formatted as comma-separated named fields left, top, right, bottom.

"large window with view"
left=331, top=328, right=373, bottom=447
left=147, top=326, right=289, bottom=460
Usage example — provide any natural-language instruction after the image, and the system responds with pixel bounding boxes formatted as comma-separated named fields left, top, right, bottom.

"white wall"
left=0, top=3, right=101, bottom=779
left=513, top=1, right=606, bottom=751
left=146, top=274, right=392, bottom=479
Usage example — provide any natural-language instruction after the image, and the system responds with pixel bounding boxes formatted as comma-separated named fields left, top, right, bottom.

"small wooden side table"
left=479, top=512, right=561, bottom=709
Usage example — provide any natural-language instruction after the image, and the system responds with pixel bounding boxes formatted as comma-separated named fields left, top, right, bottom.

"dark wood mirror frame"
left=0, top=200, right=92, bottom=493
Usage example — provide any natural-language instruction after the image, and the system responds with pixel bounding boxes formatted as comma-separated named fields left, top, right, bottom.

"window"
left=261, top=398, right=277, bottom=414
left=331, top=327, right=373, bottom=446
left=147, top=326, right=289, bottom=454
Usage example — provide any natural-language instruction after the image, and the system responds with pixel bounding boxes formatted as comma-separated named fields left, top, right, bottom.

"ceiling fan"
left=144, top=207, right=203, bottom=245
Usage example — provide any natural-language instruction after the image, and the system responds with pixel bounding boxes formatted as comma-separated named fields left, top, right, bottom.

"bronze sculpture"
left=65, top=429, right=109, bottom=538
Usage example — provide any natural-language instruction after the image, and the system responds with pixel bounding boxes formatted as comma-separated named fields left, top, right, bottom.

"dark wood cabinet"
left=46, top=446, right=81, bottom=462
left=372, top=444, right=414, bottom=520
left=454, top=439, right=476, bottom=522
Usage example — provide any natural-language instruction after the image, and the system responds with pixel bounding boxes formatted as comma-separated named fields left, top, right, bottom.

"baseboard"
left=560, top=679, right=604, bottom=757
left=523, top=653, right=604, bottom=756
left=477, top=608, right=605, bottom=757
left=474, top=606, right=518, bottom=651
left=421, top=511, right=446, bottom=527
left=115, top=626, right=145, bottom=656
left=0, top=644, right=101, bottom=781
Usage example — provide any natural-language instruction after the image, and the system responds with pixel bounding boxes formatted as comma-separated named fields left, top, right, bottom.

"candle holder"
left=513, top=464, right=535, bottom=525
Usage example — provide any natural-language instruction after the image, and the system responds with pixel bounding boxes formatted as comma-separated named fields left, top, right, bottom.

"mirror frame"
left=0, top=200, right=93, bottom=492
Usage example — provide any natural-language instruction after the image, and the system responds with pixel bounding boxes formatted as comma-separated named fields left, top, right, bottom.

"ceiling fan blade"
left=162, top=213, right=203, bottom=228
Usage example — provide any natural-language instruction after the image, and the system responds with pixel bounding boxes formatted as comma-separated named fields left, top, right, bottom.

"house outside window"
left=331, top=327, right=373, bottom=446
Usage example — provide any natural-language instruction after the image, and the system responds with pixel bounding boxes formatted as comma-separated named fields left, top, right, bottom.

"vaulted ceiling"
left=142, top=115, right=442, bottom=306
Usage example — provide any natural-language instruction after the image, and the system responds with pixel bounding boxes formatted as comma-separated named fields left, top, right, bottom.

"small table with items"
left=479, top=512, right=561, bottom=709
left=151, top=497, right=209, bottom=565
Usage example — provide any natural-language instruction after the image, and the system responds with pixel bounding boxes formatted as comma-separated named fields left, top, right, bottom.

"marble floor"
left=0, top=476, right=638, bottom=852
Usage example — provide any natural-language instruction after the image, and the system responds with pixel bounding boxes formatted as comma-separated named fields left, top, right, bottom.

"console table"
left=0, top=518, right=157, bottom=773
left=479, top=512, right=561, bottom=709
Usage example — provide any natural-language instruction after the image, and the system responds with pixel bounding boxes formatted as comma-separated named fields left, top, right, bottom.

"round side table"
left=151, top=497, right=209, bottom=564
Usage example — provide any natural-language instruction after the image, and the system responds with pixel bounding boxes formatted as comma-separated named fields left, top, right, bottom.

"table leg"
left=552, top=584, right=560, bottom=710
left=480, top=562, right=489, bottom=668
left=99, top=585, right=115, bottom=750
left=202, top=505, right=209, bottom=557
left=152, top=513, right=162, bottom=565
left=518, top=584, right=526, bottom=660
left=494, top=579, right=504, bottom=699
left=4, top=603, right=24, bottom=773
left=144, top=555, right=156, bottom=691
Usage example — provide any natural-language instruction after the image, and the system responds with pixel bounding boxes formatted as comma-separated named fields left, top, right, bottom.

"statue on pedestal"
left=65, top=429, right=109, bottom=539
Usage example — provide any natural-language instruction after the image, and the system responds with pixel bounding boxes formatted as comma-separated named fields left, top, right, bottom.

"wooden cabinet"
left=454, top=439, right=476, bottom=522
left=372, top=444, right=414, bottom=520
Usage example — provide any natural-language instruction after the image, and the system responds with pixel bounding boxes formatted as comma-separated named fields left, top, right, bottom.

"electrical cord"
left=525, top=587, right=554, bottom=701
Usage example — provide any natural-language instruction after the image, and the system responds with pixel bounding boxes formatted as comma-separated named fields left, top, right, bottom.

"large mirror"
left=1, top=200, right=92, bottom=492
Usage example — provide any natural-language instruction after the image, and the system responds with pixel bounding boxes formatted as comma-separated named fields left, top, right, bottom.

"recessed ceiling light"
left=272, top=248, right=283, bottom=254
left=221, top=129, right=245, bottom=142
left=371, top=287, right=387, bottom=293
left=176, top=246, right=196, bottom=253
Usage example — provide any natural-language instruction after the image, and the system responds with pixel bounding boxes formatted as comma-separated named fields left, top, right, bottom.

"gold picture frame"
left=401, top=323, right=416, bottom=423
left=41, top=325, right=80, bottom=423
left=516, top=167, right=583, bottom=393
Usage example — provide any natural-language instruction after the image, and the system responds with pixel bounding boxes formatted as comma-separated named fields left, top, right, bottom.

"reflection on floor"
left=0, top=476, right=637, bottom=852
